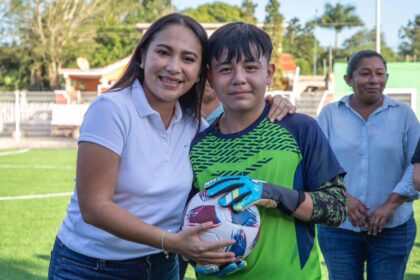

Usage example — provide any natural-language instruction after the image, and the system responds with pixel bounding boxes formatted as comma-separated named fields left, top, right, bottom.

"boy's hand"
left=205, top=176, right=305, bottom=214
left=205, top=176, right=267, bottom=211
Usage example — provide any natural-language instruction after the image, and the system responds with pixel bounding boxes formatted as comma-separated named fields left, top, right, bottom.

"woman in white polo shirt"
left=48, top=13, right=293, bottom=280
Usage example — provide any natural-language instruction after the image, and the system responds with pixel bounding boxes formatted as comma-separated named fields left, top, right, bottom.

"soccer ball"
left=182, top=191, right=260, bottom=260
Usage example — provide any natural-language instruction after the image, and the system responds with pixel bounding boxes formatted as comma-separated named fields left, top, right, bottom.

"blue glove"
left=205, top=176, right=305, bottom=214
left=193, top=260, right=247, bottom=276
left=205, top=176, right=265, bottom=211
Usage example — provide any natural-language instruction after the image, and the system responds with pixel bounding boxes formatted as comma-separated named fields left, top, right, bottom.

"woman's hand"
left=347, top=194, right=369, bottom=228
left=165, top=222, right=236, bottom=265
left=265, top=94, right=296, bottom=122
left=367, top=193, right=405, bottom=235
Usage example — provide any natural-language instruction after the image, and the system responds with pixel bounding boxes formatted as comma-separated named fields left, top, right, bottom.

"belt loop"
left=56, top=237, right=64, bottom=248
left=98, top=259, right=106, bottom=270
left=145, top=255, right=152, bottom=267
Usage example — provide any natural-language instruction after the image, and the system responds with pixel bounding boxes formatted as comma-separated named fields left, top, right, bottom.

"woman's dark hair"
left=347, top=50, right=387, bottom=77
left=110, top=13, right=208, bottom=122
left=208, top=22, right=273, bottom=65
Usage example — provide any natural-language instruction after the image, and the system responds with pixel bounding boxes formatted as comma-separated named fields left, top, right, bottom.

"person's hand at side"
left=367, top=193, right=405, bottom=235
left=346, top=194, right=369, bottom=228
left=413, top=163, right=420, bottom=191
left=265, top=94, right=296, bottom=122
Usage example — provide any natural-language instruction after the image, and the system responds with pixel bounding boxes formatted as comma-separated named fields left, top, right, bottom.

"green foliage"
left=3, top=0, right=112, bottom=89
left=241, top=0, right=257, bottom=24
left=90, top=0, right=173, bottom=67
left=90, top=26, right=140, bottom=67
left=182, top=2, right=244, bottom=23
left=295, top=58, right=311, bottom=75
left=283, top=18, right=323, bottom=75
left=314, top=2, right=363, bottom=50
left=0, top=0, right=174, bottom=89
left=340, top=28, right=397, bottom=62
left=399, top=15, right=420, bottom=61
left=263, top=0, right=284, bottom=89
left=125, top=0, right=173, bottom=24
left=0, top=44, right=32, bottom=90
left=263, top=0, right=284, bottom=53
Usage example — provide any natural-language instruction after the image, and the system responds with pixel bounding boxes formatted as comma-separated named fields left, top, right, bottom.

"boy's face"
left=207, top=47, right=275, bottom=116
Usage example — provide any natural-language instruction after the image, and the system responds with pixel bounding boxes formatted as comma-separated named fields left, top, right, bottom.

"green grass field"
left=0, top=149, right=419, bottom=279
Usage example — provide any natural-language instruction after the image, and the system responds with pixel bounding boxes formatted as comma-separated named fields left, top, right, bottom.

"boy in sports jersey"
left=188, top=22, right=348, bottom=279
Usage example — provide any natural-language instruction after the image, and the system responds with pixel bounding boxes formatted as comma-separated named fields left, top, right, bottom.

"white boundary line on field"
left=0, top=148, right=30, bottom=157
left=0, top=164, right=74, bottom=169
left=0, top=192, right=73, bottom=201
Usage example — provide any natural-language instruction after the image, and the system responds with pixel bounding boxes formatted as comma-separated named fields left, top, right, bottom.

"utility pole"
left=313, top=9, right=318, bottom=77
left=376, top=0, right=381, bottom=53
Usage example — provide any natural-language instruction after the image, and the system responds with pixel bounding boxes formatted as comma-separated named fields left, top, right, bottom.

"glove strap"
left=262, top=183, right=305, bottom=215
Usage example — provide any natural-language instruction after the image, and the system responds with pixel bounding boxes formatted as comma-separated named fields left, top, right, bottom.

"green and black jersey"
left=189, top=105, right=345, bottom=280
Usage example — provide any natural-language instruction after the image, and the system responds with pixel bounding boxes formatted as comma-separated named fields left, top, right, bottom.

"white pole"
left=376, top=0, right=381, bottom=53
left=14, top=90, right=21, bottom=143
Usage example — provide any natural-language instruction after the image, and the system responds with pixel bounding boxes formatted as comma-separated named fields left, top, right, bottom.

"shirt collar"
left=338, top=94, right=399, bottom=111
left=130, top=79, right=183, bottom=122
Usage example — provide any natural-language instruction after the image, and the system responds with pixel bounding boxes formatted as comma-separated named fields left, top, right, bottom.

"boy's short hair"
left=208, top=22, right=273, bottom=65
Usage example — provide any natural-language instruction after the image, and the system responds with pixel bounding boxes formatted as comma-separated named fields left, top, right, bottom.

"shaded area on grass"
left=36, top=254, right=51, bottom=261
left=0, top=258, right=46, bottom=280
left=405, top=272, right=420, bottom=280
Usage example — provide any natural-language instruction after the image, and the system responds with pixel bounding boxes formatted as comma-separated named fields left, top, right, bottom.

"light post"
left=376, top=0, right=381, bottom=53
left=313, top=9, right=318, bottom=76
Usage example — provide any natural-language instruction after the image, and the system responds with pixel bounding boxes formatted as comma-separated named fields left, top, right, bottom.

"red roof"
left=279, top=54, right=296, bottom=73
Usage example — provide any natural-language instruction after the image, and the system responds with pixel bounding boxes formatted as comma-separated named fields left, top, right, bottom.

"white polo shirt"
left=58, top=80, right=200, bottom=260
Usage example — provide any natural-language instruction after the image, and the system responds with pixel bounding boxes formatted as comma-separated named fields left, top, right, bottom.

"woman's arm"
left=413, top=163, right=420, bottom=191
left=77, top=142, right=236, bottom=264
left=265, top=94, right=296, bottom=122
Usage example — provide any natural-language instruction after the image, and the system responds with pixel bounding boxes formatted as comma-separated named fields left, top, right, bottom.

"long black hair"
left=111, top=13, right=208, bottom=122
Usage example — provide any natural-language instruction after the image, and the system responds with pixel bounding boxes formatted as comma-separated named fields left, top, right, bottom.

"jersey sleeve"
left=79, top=95, right=128, bottom=156
left=280, top=114, right=345, bottom=191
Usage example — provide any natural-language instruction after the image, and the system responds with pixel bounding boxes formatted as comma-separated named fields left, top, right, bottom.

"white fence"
left=0, top=91, right=55, bottom=135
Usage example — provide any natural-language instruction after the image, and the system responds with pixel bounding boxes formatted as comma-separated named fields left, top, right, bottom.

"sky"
left=172, top=0, right=420, bottom=51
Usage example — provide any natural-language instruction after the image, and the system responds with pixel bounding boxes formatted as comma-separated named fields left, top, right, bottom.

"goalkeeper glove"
left=205, top=176, right=305, bottom=214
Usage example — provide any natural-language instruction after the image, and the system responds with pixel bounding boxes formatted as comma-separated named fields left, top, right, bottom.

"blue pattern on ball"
left=228, top=229, right=247, bottom=257
left=232, top=208, right=259, bottom=227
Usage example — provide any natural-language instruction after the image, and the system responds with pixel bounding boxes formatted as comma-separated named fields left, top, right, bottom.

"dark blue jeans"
left=48, top=238, right=179, bottom=280
left=318, top=216, right=416, bottom=280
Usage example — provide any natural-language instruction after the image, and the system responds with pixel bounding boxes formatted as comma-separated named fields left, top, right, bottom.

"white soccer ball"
left=182, top=191, right=260, bottom=260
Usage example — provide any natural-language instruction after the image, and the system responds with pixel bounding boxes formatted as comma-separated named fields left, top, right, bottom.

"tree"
left=399, top=15, right=420, bottom=61
left=125, top=0, right=172, bottom=24
left=314, top=3, right=363, bottom=51
left=0, top=43, right=32, bottom=90
left=283, top=18, right=322, bottom=75
left=4, top=0, right=111, bottom=89
left=182, top=2, right=244, bottom=23
left=90, top=0, right=173, bottom=68
left=241, top=0, right=257, bottom=24
left=263, top=0, right=284, bottom=89
left=2, top=0, right=173, bottom=90
left=341, top=29, right=396, bottom=62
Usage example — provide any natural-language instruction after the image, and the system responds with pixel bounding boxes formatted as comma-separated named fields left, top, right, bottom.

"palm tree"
left=314, top=3, right=363, bottom=50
